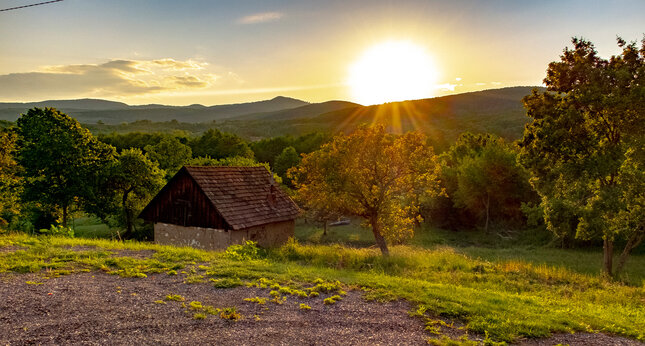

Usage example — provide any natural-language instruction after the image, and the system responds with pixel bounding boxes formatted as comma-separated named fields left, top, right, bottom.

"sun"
left=348, top=40, right=438, bottom=105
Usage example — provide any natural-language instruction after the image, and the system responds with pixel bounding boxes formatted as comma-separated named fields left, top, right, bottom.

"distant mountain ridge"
left=0, top=96, right=310, bottom=123
left=1, top=87, right=542, bottom=143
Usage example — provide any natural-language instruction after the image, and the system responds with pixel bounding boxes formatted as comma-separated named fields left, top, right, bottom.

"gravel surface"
left=0, top=272, right=427, bottom=345
left=0, top=271, right=642, bottom=345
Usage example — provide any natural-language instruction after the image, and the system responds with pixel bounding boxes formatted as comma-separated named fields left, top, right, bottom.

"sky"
left=0, top=0, right=643, bottom=106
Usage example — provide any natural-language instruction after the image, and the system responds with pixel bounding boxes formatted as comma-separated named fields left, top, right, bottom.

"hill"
left=0, top=96, right=309, bottom=123
left=211, top=87, right=542, bottom=144
left=236, top=100, right=361, bottom=121
left=3, top=87, right=542, bottom=143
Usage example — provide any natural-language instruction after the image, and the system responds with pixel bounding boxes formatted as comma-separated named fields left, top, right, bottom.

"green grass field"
left=1, top=227, right=643, bottom=344
left=71, top=216, right=114, bottom=239
left=296, top=219, right=645, bottom=285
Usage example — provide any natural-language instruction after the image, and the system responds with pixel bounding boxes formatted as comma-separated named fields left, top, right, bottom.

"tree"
left=109, top=148, right=165, bottom=238
left=452, top=141, right=532, bottom=233
left=144, top=136, right=192, bottom=179
left=189, top=129, right=254, bottom=159
left=519, top=38, right=644, bottom=276
left=250, top=136, right=293, bottom=167
left=290, top=125, right=442, bottom=256
left=0, top=129, right=21, bottom=227
left=16, top=108, right=116, bottom=227
left=273, top=146, right=300, bottom=186
left=429, top=133, right=536, bottom=231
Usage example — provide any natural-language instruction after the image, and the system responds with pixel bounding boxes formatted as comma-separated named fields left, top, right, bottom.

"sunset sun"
left=348, top=41, right=438, bottom=105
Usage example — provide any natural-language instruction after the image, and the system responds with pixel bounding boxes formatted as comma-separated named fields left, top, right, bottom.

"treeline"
left=0, top=112, right=333, bottom=238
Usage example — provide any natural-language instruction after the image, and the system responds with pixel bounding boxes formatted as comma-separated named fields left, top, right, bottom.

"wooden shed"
left=139, top=166, right=300, bottom=250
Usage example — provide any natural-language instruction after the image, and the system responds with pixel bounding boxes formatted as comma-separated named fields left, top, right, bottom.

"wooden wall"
left=140, top=171, right=230, bottom=230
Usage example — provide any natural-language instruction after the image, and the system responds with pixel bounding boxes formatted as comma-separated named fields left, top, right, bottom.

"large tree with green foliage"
left=290, top=125, right=442, bottom=256
left=519, top=37, right=644, bottom=276
left=453, top=135, right=534, bottom=232
left=16, top=108, right=116, bottom=227
left=189, top=129, right=253, bottom=159
left=109, top=148, right=165, bottom=238
left=144, top=136, right=192, bottom=179
left=274, top=146, right=300, bottom=186
left=0, top=129, right=21, bottom=227
left=431, top=133, right=535, bottom=231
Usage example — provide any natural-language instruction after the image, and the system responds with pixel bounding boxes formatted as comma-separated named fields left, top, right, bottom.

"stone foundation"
left=153, top=220, right=294, bottom=250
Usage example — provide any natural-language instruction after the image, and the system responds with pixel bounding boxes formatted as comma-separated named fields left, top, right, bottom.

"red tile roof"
left=184, top=166, right=300, bottom=230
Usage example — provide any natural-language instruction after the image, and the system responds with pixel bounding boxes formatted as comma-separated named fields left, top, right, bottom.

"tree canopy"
left=519, top=37, right=645, bottom=276
left=189, top=129, right=254, bottom=160
left=108, top=148, right=165, bottom=238
left=0, top=129, right=21, bottom=227
left=290, top=125, right=442, bottom=255
left=16, top=108, right=116, bottom=227
left=144, top=136, right=192, bottom=179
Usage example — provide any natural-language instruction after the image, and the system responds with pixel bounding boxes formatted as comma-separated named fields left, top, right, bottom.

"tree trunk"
left=484, top=192, right=490, bottom=234
left=603, top=238, right=614, bottom=277
left=370, top=215, right=389, bottom=256
left=323, top=220, right=328, bottom=236
left=62, top=204, right=68, bottom=228
left=615, top=231, right=644, bottom=274
left=122, top=190, right=132, bottom=239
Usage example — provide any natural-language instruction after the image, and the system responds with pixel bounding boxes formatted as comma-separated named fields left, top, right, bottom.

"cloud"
left=0, top=58, right=229, bottom=100
left=237, top=11, right=283, bottom=24
left=435, top=83, right=459, bottom=92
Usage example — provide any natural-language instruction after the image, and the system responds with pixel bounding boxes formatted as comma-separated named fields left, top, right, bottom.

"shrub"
left=38, top=225, right=74, bottom=238
left=224, top=240, right=263, bottom=261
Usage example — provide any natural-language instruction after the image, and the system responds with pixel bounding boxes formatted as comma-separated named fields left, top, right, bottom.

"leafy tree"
left=109, top=148, right=165, bottom=238
left=98, top=132, right=170, bottom=152
left=430, top=133, right=535, bottom=231
left=16, top=108, right=116, bottom=227
left=144, top=136, right=192, bottom=179
left=291, top=132, right=331, bottom=155
left=290, top=125, right=442, bottom=255
left=452, top=141, right=533, bottom=232
left=0, top=129, right=21, bottom=227
left=189, top=129, right=253, bottom=159
left=273, top=146, right=300, bottom=186
left=519, top=38, right=644, bottom=276
left=250, top=132, right=331, bottom=168
left=250, top=136, right=293, bottom=167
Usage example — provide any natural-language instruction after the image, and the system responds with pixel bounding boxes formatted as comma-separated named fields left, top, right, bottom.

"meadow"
left=1, top=221, right=644, bottom=344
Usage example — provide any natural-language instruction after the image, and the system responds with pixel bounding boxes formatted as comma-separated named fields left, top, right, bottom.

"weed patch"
left=164, top=294, right=185, bottom=302
left=244, top=297, right=267, bottom=305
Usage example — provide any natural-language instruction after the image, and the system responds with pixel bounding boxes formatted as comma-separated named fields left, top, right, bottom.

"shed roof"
left=168, top=166, right=300, bottom=230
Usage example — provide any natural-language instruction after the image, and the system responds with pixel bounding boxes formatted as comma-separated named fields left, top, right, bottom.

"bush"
left=224, top=241, right=264, bottom=261
left=38, top=225, right=74, bottom=238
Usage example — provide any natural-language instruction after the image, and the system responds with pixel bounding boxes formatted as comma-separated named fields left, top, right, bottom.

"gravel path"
left=0, top=272, right=427, bottom=345
left=0, top=271, right=642, bottom=345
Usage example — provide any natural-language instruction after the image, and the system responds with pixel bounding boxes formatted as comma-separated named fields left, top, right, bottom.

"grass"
left=71, top=216, right=114, bottom=239
left=295, top=219, right=645, bottom=285
left=0, top=232, right=644, bottom=343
